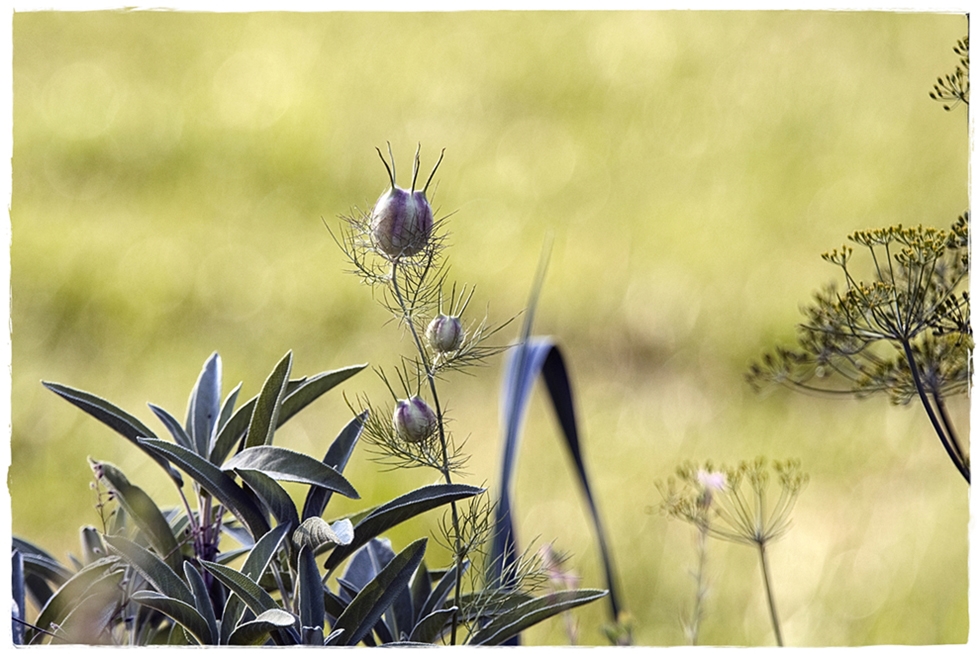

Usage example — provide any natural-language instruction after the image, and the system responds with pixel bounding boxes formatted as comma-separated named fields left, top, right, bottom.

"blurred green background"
left=10, top=10, right=969, bottom=645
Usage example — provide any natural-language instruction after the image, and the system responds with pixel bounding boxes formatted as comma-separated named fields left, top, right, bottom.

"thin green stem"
left=757, top=543, right=783, bottom=647
left=686, top=525, right=709, bottom=645
left=391, top=260, right=465, bottom=645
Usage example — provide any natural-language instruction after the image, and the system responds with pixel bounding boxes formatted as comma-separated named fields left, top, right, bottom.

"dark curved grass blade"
left=137, top=438, right=269, bottom=538
left=468, top=588, right=608, bottom=646
left=323, top=484, right=484, bottom=573
left=302, top=410, right=367, bottom=520
left=224, top=445, right=359, bottom=498
left=244, top=350, right=293, bottom=449
left=187, top=352, right=222, bottom=456
left=493, top=338, right=623, bottom=621
left=41, top=381, right=183, bottom=487
left=490, top=240, right=623, bottom=631
left=331, top=539, right=427, bottom=646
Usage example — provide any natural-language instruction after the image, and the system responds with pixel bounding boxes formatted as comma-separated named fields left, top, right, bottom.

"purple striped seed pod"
left=392, top=396, right=438, bottom=443
left=426, top=314, right=464, bottom=353
left=370, top=186, right=433, bottom=259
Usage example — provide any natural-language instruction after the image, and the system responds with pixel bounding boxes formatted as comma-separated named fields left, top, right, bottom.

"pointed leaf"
left=235, top=468, right=300, bottom=531
left=279, top=364, right=367, bottom=425
left=224, top=445, right=358, bottom=498
left=419, top=559, right=469, bottom=621
left=187, top=352, right=222, bottom=456
left=298, top=546, right=325, bottom=642
left=183, top=561, right=219, bottom=644
left=93, top=460, right=182, bottom=571
left=42, top=381, right=182, bottom=486
left=32, top=557, right=121, bottom=639
left=218, top=523, right=289, bottom=644
left=104, top=535, right=194, bottom=606
left=200, top=560, right=282, bottom=623
left=216, top=381, right=243, bottom=436
left=244, top=350, right=293, bottom=449
left=468, top=588, right=608, bottom=646
left=79, top=527, right=108, bottom=566
left=229, top=609, right=297, bottom=646
left=210, top=364, right=366, bottom=465
left=131, top=590, right=214, bottom=645
left=210, top=397, right=255, bottom=466
left=409, top=607, right=457, bottom=644
left=148, top=403, right=193, bottom=450
left=302, top=410, right=367, bottom=520
left=331, top=539, right=427, bottom=646
left=52, top=575, right=124, bottom=644
left=137, top=438, right=269, bottom=538
left=324, top=485, right=483, bottom=572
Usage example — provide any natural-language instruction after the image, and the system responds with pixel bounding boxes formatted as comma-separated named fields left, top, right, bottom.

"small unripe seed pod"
left=426, top=314, right=464, bottom=353
left=393, top=396, right=438, bottom=443
left=369, top=144, right=445, bottom=259
left=371, top=187, right=433, bottom=258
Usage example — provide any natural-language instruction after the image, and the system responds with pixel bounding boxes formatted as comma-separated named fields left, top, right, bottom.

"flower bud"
left=371, top=187, right=433, bottom=258
left=392, top=396, right=438, bottom=443
left=369, top=144, right=444, bottom=259
left=426, top=314, right=464, bottom=353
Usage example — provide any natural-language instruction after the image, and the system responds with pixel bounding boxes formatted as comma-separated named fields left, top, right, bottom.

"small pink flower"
left=697, top=470, right=727, bottom=492
left=696, top=469, right=726, bottom=508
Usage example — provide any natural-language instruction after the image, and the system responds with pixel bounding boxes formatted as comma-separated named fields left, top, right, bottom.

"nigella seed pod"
left=393, top=396, right=438, bottom=443
left=370, top=144, right=445, bottom=259
left=426, top=314, right=464, bottom=353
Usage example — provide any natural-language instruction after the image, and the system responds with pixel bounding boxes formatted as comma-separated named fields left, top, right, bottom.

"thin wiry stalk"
left=933, top=390, right=967, bottom=467
left=684, top=525, right=709, bottom=645
left=758, top=543, right=783, bottom=647
left=901, top=338, right=970, bottom=482
left=390, top=260, right=465, bottom=645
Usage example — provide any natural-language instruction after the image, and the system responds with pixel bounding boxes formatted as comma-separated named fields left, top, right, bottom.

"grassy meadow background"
left=10, top=11, right=969, bottom=645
